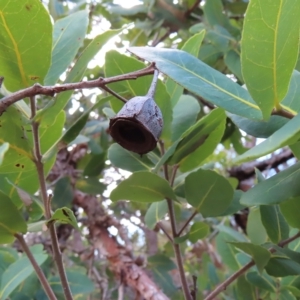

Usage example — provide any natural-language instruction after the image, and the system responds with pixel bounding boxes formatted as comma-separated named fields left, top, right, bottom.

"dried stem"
left=204, top=231, right=300, bottom=300
left=15, top=234, right=57, bottom=300
left=0, top=63, right=155, bottom=115
left=30, top=96, right=73, bottom=300
left=159, top=141, right=192, bottom=300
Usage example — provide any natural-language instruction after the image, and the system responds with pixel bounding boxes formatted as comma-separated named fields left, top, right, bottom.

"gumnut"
left=109, top=70, right=163, bottom=155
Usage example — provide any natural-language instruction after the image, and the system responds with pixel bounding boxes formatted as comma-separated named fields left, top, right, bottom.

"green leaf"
left=110, top=171, right=177, bottom=203
left=219, top=190, right=247, bottom=216
left=168, top=108, right=226, bottom=165
left=104, top=50, right=172, bottom=140
left=0, top=191, right=27, bottom=244
left=280, top=197, right=300, bottom=229
left=265, top=257, right=300, bottom=277
left=83, top=152, right=106, bottom=177
left=188, top=222, right=210, bottom=243
left=128, top=47, right=262, bottom=120
left=216, top=232, right=241, bottom=270
left=234, top=112, right=300, bottom=164
left=51, top=177, right=73, bottom=209
left=241, top=161, right=300, bottom=206
left=49, top=270, right=95, bottom=295
left=0, top=143, right=9, bottom=166
left=260, top=205, right=289, bottom=244
left=0, top=110, right=64, bottom=205
left=144, top=200, right=168, bottom=229
left=179, top=114, right=226, bottom=172
left=75, top=178, right=106, bottom=195
left=216, top=224, right=248, bottom=242
left=48, top=207, right=79, bottom=230
left=39, top=29, right=121, bottom=126
left=171, top=95, right=200, bottom=142
left=224, top=50, right=243, bottom=82
left=166, top=30, right=205, bottom=106
left=246, top=271, right=276, bottom=292
left=0, top=0, right=52, bottom=91
left=230, top=242, right=271, bottom=273
left=241, top=0, right=300, bottom=118
left=185, top=169, right=233, bottom=217
left=237, top=275, right=256, bottom=300
left=108, top=143, right=154, bottom=172
left=0, top=252, right=47, bottom=299
left=44, top=10, right=89, bottom=85
left=247, top=207, right=268, bottom=245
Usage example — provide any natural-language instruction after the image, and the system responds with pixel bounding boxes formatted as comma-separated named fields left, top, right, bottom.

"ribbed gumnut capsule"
left=109, top=70, right=163, bottom=155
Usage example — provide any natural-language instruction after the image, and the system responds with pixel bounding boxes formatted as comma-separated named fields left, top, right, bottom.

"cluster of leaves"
left=1, top=0, right=300, bottom=299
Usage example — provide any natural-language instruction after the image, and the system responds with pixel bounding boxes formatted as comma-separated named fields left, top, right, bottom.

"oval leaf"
left=0, top=0, right=52, bottom=91
left=110, top=171, right=176, bottom=203
left=185, top=169, right=233, bottom=217
left=241, top=0, right=300, bottom=118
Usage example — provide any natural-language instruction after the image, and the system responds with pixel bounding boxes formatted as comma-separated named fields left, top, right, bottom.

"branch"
left=30, top=96, right=73, bottom=300
left=185, top=0, right=201, bottom=17
left=15, top=234, right=57, bottom=300
left=0, top=63, right=155, bottom=115
left=159, top=141, right=192, bottom=300
left=204, top=231, right=300, bottom=300
left=272, top=107, right=295, bottom=119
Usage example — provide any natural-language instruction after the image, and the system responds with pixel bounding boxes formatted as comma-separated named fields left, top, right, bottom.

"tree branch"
left=185, top=0, right=201, bottom=17
left=15, top=234, right=57, bottom=300
left=0, top=63, right=155, bottom=115
left=204, top=231, right=300, bottom=300
left=30, top=96, right=73, bottom=300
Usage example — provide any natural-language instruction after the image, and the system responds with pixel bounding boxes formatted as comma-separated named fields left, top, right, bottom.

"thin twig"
left=157, top=222, right=173, bottom=243
left=170, top=164, right=179, bottom=187
left=15, top=234, right=57, bottom=300
left=191, top=275, right=198, bottom=300
left=152, top=29, right=171, bottom=47
left=272, top=107, right=295, bottom=119
left=177, top=211, right=198, bottom=237
left=101, top=85, right=127, bottom=103
left=185, top=0, right=201, bottom=17
left=30, top=96, right=73, bottom=300
left=147, top=69, right=159, bottom=98
left=204, top=231, right=300, bottom=300
left=0, top=63, right=156, bottom=115
left=159, top=141, right=192, bottom=300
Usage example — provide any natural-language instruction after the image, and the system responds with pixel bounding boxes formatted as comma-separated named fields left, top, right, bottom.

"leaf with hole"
left=48, top=207, right=79, bottom=230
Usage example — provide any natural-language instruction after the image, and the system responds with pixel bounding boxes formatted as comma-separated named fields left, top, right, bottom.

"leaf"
left=234, top=112, right=300, bottom=164
left=0, top=191, right=27, bottom=244
left=104, top=50, right=172, bottom=141
left=185, top=169, right=233, bottom=217
left=110, top=171, right=177, bottom=203
left=0, top=252, right=47, bottom=299
left=0, top=143, right=9, bottom=166
left=246, top=271, right=276, bottom=292
left=188, top=222, right=210, bottom=243
left=260, top=205, right=289, bottom=244
left=241, top=0, right=300, bottom=118
left=75, top=178, right=106, bottom=195
left=44, top=10, right=89, bottom=85
left=265, top=257, right=300, bottom=277
left=168, top=108, right=226, bottom=165
left=241, top=161, right=300, bottom=206
left=128, top=47, right=262, bottom=120
left=179, top=114, right=226, bottom=172
left=237, top=275, right=256, bottom=300
left=108, top=143, right=154, bottom=172
left=230, top=242, right=271, bottom=273
left=0, top=110, right=65, bottom=205
left=224, top=50, right=243, bottom=82
left=51, top=177, right=74, bottom=209
left=48, top=207, right=79, bottom=230
left=166, top=30, right=205, bottom=106
left=49, top=270, right=95, bottom=295
left=39, top=29, right=121, bottom=126
left=0, top=0, right=52, bottom=91
left=171, top=95, right=200, bottom=142
left=219, top=190, right=247, bottom=216
left=280, top=197, right=300, bottom=229
left=246, top=207, right=268, bottom=245
left=144, top=200, right=168, bottom=229
left=83, top=153, right=106, bottom=176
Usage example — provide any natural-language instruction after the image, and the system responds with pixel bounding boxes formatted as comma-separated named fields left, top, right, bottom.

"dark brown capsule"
left=109, top=70, right=163, bottom=155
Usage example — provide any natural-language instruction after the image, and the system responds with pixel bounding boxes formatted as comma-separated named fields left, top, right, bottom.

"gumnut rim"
left=109, top=70, right=163, bottom=155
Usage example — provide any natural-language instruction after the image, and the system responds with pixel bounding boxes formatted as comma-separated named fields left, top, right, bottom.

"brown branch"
left=204, top=231, right=300, bottom=300
left=15, top=234, right=57, bottom=300
left=0, top=63, right=155, bottom=115
left=177, top=211, right=198, bottom=237
left=272, top=108, right=295, bottom=119
left=185, top=0, right=201, bottom=17
left=30, top=96, right=73, bottom=300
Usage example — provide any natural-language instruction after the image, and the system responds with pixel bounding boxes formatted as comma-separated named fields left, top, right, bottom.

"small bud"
left=109, top=70, right=163, bottom=154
